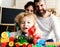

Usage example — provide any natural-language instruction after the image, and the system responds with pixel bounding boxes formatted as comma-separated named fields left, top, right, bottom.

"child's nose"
left=24, top=22, right=28, bottom=26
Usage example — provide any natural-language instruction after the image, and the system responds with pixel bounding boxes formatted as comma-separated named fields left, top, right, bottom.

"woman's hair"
left=14, top=12, right=37, bottom=24
left=34, top=0, right=40, bottom=2
left=24, top=1, right=35, bottom=10
left=47, top=8, right=56, bottom=15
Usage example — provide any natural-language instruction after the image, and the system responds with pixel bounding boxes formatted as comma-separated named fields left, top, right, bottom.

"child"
left=10, top=12, right=41, bottom=44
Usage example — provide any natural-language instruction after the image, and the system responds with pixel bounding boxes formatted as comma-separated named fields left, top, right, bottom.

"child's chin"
left=23, top=30, right=28, bottom=33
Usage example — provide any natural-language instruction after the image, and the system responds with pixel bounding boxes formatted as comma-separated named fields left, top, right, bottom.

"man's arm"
left=51, top=14, right=60, bottom=42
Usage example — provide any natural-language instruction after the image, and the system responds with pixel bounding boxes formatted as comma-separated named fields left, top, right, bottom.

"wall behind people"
left=16, top=0, right=33, bottom=9
left=46, top=0, right=56, bottom=9
left=1, top=0, right=15, bottom=7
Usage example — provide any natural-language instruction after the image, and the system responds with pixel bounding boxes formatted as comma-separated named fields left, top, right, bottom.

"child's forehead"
left=20, top=16, right=35, bottom=23
left=22, top=16, right=34, bottom=20
left=18, top=13, right=36, bottom=22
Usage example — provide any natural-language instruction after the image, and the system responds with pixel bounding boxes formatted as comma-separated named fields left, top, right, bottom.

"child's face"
left=20, top=16, right=34, bottom=33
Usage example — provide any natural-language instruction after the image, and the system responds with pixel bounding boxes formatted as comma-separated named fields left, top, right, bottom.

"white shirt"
left=36, top=14, right=57, bottom=41
left=51, top=14, right=60, bottom=42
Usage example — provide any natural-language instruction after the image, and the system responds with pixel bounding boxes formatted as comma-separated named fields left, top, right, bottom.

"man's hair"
left=34, top=0, right=46, bottom=3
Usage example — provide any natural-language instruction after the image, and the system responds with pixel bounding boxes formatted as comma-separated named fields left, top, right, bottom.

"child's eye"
left=28, top=22, right=30, bottom=23
left=41, top=4, right=43, bottom=6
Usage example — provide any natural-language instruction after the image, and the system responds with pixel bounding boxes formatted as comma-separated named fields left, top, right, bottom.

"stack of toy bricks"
left=1, top=31, right=60, bottom=47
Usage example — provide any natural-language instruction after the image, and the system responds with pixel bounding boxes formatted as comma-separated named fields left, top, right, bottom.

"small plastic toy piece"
left=9, top=37, right=15, bottom=42
left=1, top=37, right=9, bottom=43
left=32, top=44, right=39, bottom=47
left=37, top=39, right=46, bottom=46
left=46, top=45, right=56, bottom=47
left=15, top=43, right=20, bottom=47
left=7, top=31, right=10, bottom=37
left=22, top=44, right=26, bottom=47
left=1, top=31, right=9, bottom=47
left=18, top=36, right=28, bottom=44
left=15, top=35, right=28, bottom=47
left=1, top=42, right=8, bottom=47
left=9, top=41, right=14, bottom=47
left=1, top=32, right=8, bottom=38
left=9, top=36, right=15, bottom=47
left=28, top=44, right=32, bottom=47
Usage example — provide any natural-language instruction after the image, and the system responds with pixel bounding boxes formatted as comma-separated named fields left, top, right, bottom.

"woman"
left=24, top=1, right=35, bottom=13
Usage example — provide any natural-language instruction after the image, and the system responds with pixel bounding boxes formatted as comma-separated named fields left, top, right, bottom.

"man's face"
left=20, top=16, right=34, bottom=33
left=35, top=0, right=46, bottom=15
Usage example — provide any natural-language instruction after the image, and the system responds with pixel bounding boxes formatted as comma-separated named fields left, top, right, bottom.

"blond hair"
left=47, top=8, right=56, bottom=16
left=14, top=12, right=37, bottom=24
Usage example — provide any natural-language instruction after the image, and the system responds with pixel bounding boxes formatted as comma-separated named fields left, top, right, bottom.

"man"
left=34, top=0, right=60, bottom=42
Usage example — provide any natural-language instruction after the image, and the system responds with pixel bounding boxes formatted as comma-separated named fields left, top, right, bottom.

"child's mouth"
left=23, top=27, right=28, bottom=30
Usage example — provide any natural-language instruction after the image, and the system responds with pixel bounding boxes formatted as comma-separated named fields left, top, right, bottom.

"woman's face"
left=20, top=16, right=34, bottom=33
left=25, top=5, right=34, bottom=13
